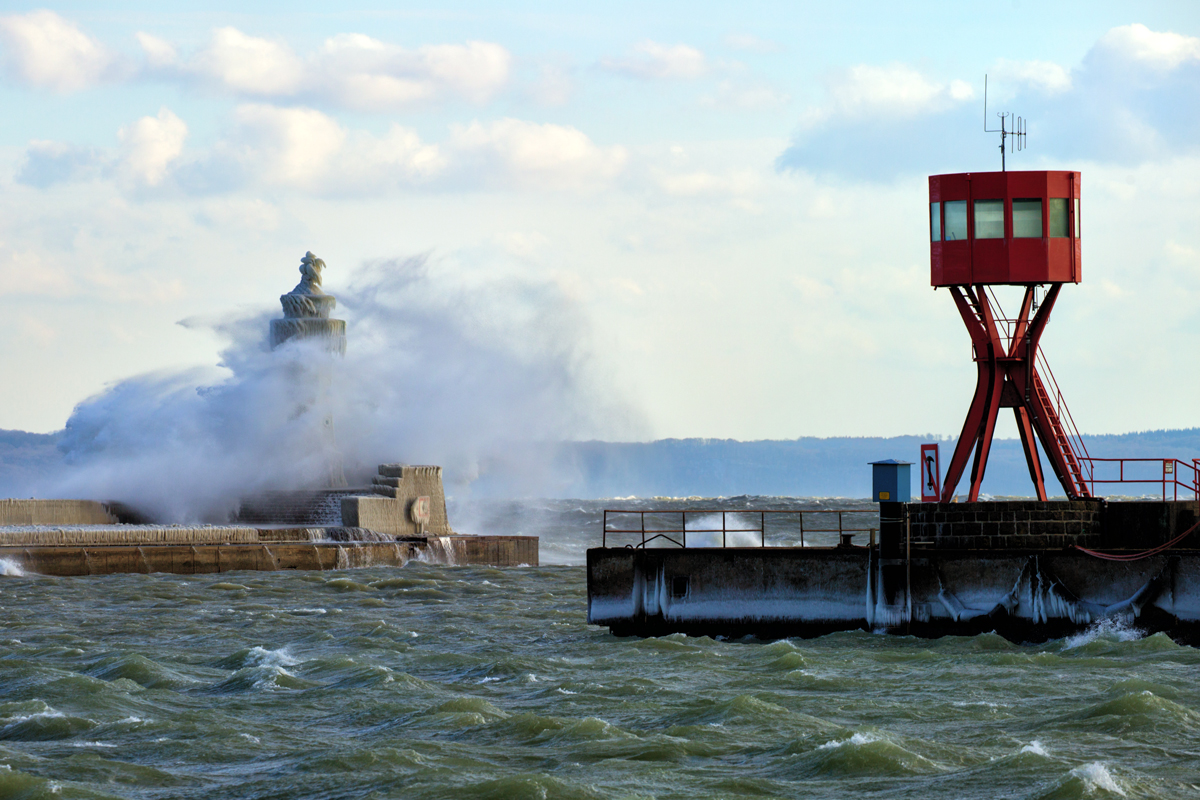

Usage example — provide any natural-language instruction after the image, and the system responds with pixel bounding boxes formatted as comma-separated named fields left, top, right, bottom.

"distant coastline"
left=7, top=427, right=1195, bottom=501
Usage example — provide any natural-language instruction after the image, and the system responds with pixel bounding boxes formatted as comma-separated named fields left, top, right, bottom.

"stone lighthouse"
left=270, top=251, right=347, bottom=487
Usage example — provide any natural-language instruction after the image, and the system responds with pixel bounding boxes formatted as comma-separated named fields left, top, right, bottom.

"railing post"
left=799, top=512, right=805, bottom=548
left=761, top=511, right=765, bottom=548
left=722, top=510, right=726, bottom=548
left=681, top=511, right=686, bottom=549
left=641, top=512, right=646, bottom=549
left=603, top=510, right=607, bottom=548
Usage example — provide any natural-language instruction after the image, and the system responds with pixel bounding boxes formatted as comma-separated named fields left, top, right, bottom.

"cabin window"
left=944, top=200, right=967, bottom=241
left=1012, top=199, right=1042, bottom=238
left=1049, top=198, right=1069, bottom=237
left=974, top=200, right=1004, bottom=239
left=1075, top=198, right=1080, bottom=237
left=930, top=202, right=941, bottom=241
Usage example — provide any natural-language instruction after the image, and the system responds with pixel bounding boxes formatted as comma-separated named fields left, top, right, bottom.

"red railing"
left=1078, top=458, right=1200, bottom=501
left=1033, top=351, right=1094, bottom=493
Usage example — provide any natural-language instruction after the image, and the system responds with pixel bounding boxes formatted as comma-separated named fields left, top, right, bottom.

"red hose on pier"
left=1072, top=519, right=1200, bottom=561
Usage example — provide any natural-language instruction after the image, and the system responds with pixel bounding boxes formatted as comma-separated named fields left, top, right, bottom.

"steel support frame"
left=940, top=283, right=1087, bottom=502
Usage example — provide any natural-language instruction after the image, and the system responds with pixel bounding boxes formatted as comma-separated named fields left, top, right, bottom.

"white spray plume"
left=51, top=253, right=645, bottom=522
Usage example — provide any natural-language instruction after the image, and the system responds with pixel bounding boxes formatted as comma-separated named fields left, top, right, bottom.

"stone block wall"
left=906, top=499, right=1200, bottom=551
left=341, top=464, right=453, bottom=536
left=236, top=490, right=367, bottom=525
left=907, top=501, right=1105, bottom=550
left=0, top=499, right=118, bottom=526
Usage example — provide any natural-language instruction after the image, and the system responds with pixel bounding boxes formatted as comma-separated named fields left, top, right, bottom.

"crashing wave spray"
left=47, top=252, right=643, bottom=523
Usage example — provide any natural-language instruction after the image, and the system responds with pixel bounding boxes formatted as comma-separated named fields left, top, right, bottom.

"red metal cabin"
left=929, top=170, right=1080, bottom=286
left=929, top=169, right=1089, bottom=503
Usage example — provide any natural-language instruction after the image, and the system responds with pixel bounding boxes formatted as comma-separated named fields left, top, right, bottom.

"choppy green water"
left=1, top=564, right=1199, bottom=799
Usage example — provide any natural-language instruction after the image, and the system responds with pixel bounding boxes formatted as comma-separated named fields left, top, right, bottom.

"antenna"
left=983, top=75, right=1026, bottom=171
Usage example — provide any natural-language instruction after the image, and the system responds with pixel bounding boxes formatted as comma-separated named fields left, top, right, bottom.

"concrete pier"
left=0, top=533, right=537, bottom=576
left=588, top=500, right=1200, bottom=643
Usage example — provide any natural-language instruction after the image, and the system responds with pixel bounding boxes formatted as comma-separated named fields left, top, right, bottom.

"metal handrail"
left=1077, top=457, right=1200, bottom=502
left=1035, top=350, right=1094, bottom=486
left=601, top=508, right=879, bottom=549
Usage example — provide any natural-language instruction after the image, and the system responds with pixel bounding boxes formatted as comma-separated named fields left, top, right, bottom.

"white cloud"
left=701, top=79, right=789, bottom=109
left=449, top=118, right=627, bottom=190
left=13, top=102, right=620, bottom=196
left=230, top=104, right=348, bottom=188
left=724, top=33, right=782, bottom=54
left=192, top=27, right=304, bottom=96
left=119, top=107, right=187, bottom=187
left=653, top=168, right=760, bottom=199
left=1096, top=23, right=1200, bottom=70
left=991, top=58, right=1072, bottom=94
left=811, top=63, right=974, bottom=124
left=136, top=27, right=511, bottom=110
left=0, top=10, right=120, bottom=92
left=0, top=243, right=81, bottom=298
left=134, top=31, right=177, bottom=70
left=601, top=40, right=707, bottom=80
left=528, top=63, right=574, bottom=106
left=315, top=36, right=511, bottom=109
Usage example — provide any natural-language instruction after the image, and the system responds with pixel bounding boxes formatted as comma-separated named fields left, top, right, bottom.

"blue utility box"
left=870, top=460, right=912, bottom=503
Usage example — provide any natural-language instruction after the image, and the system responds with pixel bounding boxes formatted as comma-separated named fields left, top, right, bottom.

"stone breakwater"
left=0, top=529, right=537, bottom=576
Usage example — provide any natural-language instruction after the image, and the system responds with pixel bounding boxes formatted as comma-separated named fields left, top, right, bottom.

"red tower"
left=930, top=170, right=1090, bottom=501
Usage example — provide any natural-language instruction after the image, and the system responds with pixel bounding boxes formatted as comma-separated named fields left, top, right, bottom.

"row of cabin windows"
left=930, top=198, right=1080, bottom=242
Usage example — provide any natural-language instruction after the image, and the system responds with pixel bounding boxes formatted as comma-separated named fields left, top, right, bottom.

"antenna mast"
left=983, top=75, right=1026, bottom=171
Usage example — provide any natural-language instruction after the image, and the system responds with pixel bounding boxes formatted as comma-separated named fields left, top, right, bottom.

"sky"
left=1, top=1, right=1199, bottom=443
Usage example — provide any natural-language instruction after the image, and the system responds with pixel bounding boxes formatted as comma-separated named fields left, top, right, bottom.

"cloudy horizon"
left=2, top=2, right=1198, bottom=445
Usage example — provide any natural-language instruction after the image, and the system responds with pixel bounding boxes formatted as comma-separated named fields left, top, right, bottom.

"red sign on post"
left=921, top=444, right=941, bottom=502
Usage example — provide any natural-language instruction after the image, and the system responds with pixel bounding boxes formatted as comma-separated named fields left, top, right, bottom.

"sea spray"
left=47, top=254, right=643, bottom=522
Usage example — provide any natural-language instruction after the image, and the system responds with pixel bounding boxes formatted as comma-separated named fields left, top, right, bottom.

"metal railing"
left=1080, top=458, right=1200, bottom=502
left=601, top=509, right=878, bottom=549
left=1034, top=350, right=1094, bottom=488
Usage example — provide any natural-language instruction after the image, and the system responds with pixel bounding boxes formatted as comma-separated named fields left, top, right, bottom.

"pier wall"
left=588, top=500, right=1200, bottom=642
left=0, top=534, right=537, bottom=577
left=0, top=499, right=118, bottom=526
left=906, top=500, right=1199, bottom=550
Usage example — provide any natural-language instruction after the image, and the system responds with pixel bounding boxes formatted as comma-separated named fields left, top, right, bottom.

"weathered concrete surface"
left=341, top=464, right=453, bottom=536
left=588, top=545, right=1200, bottom=642
left=589, top=548, right=870, bottom=638
left=0, top=499, right=118, bottom=526
left=0, top=535, right=537, bottom=576
left=0, top=542, right=411, bottom=576
left=0, top=525, right=258, bottom=546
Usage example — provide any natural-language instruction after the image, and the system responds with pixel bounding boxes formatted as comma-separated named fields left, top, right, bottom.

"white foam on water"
left=818, top=732, right=881, bottom=750
left=682, top=513, right=762, bottom=548
left=0, top=558, right=25, bottom=577
left=1071, top=762, right=1126, bottom=796
left=1020, top=740, right=1050, bottom=756
left=1064, top=619, right=1145, bottom=649
left=70, top=741, right=117, bottom=748
left=245, top=646, right=301, bottom=668
left=556, top=688, right=577, bottom=695
left=239, top=733, right=261, bottom=744
left=3, top=706, right=66, bottom=725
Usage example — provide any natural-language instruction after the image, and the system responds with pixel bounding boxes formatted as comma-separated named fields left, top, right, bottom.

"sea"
left=1, top=497, right=1198, bottom=799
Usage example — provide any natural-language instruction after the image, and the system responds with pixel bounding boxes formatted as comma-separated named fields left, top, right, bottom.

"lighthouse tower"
left=930, top=169, right=1090, bottom=501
